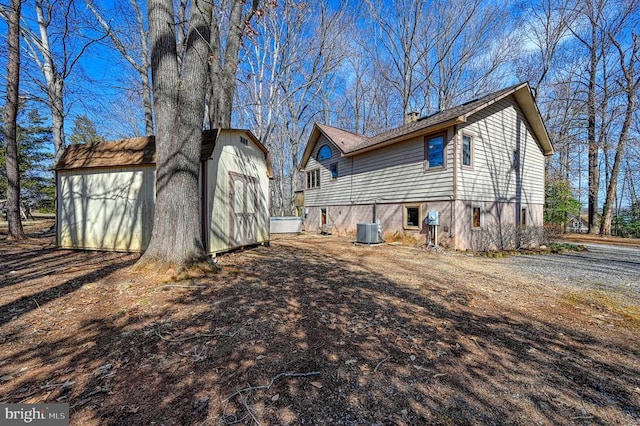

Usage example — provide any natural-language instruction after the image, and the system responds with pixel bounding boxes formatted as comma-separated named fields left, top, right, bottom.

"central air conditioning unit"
left=356, top=223, right=380, bottom=244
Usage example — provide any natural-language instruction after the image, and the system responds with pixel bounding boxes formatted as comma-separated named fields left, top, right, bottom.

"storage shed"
left=55, top=129, right=272, bottom=254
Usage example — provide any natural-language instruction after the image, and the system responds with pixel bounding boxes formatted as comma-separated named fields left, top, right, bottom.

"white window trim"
left=306, top=168, right=320, bottom=189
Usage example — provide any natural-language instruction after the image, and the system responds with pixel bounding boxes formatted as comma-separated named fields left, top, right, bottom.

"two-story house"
left=300, top=82, right=554, bottom=250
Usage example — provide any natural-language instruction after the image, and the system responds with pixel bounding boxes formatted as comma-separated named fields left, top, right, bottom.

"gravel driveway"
left=500, top=243, right=640, bottom=295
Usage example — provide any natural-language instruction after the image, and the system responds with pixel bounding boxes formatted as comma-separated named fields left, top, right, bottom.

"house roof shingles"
left=301, top=82, right=553, bottom=167
left=316, top=123, right=366, bottom=153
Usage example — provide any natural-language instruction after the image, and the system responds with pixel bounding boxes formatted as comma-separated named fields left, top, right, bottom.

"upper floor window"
left=425, top=134, right=445, bottom=170
left=306, top=169, right=320, bottom=189
left=462, top=134, right=473, bottom=168
left=240, top=136, right=249, bottom=146
left=317, top=145, right=332, bottom=161
left=330, top=163, right=338, bottom=180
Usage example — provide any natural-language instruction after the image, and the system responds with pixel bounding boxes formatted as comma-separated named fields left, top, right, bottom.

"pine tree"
left=0, top=107, right=54, bottom=209
left=68, top=115, right=105, bottom=145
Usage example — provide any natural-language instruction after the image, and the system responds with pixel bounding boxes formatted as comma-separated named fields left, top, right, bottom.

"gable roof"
left=300, top=82, right=553, bottom=168
left=55, top=129, right=272, bottom=177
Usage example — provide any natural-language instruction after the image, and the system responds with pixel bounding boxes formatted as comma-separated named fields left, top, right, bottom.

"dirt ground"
left=1, top=220, right=639, bottom=425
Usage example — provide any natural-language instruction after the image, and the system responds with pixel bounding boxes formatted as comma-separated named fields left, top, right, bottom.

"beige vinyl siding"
left=457, top=97, right=545, bottom=205
left=57, top=166, right=155, bottom=251
left=206, top=130, right=270, bottom=254
left=305, top=131, right=454, bottom=207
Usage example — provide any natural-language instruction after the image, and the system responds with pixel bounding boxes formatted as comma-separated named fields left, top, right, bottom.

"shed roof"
left=54, top=129, right=265, bottom=171
left=300, top=82, right=554, bottom=168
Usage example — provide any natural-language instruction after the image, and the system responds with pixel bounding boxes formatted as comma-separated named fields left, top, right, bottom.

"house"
left=55, top=129, right=272, bottom=254
left=300, top=82, right=554, bottom=250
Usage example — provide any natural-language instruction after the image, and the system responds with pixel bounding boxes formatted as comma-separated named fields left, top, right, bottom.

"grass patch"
left=382, top=232, right=420, bottom=245
left=561, top=290, right=640, bottom=329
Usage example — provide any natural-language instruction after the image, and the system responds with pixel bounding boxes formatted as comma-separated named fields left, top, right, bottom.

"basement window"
left=472, top=206, right=483, bottom=229
left=403, top=204, right=421, bottom=230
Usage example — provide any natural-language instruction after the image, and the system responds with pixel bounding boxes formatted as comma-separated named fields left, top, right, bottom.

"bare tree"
left=85, top=0, right=154, bottom=135
left=600, top=32, right=640, bottom=235
left=238, top=0, right=349, bottom=215
left=16, top=0, right=105, bottom=161
left=515, top=0, right=577, bottom=99
left=207, top=0, right=260, bottom=128
left=424, top=0, right=512, bottom=111
left=3, top=0, right=26, bottom=240
left=365, top=0, right=428, bottom=123
left=568, top=0, right=639, bottom=234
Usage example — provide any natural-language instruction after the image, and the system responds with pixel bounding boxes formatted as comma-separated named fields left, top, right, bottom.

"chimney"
left=405, top=111, right=419, bottom=124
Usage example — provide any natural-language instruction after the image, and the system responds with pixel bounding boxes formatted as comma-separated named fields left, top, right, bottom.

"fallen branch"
left=223, top=371, right=321, bottom=403
left=158, top=284, right=206, bottom=289
left=154, top=327, right=238, bottom=342
left=374, top=356, right=390, bottom=372
left=40, top=379, right=75, bottom=390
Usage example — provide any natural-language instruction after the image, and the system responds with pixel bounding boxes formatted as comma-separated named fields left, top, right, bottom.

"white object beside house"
left=55, top=129, right=272, bottom=254
left=300, top=82, right=554, bottom=250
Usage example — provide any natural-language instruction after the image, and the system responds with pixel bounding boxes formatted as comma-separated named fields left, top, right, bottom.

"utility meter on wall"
left=425, top=210, right=439, bottom=226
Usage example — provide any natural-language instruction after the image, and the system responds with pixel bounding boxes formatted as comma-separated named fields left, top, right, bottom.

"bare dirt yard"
left=1, top=220, right=639, bottom=425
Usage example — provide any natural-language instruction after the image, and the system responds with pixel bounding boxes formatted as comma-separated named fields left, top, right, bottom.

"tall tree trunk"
left=586, top=21, right=600, bottom=235
left=4, top=0, right=26, bottom=240
left=208, top=0, right=260, bottom=128
left=34, top=0, right=66, bottom=162
left=134, top=0, right=212, bottom=273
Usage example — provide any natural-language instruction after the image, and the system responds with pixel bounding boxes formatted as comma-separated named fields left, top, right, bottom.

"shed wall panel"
left=57, top=166, right=155, bottom=251
left=206, top=131, right=270, bottom=254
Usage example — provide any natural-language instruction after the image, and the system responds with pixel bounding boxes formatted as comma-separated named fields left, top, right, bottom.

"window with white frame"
left=306, top=169, right=320, bottom=189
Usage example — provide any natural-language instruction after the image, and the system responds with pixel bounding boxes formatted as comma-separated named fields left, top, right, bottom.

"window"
left=317, top=145, right=332, bottom=161
left=425, top=134, right=445, bottom=169
left=472, top=206, right=482, bottom=229
left=306, top=169, right=320, bottom=189
left=240, top=136, right=249, bottom=146
left=403, top=204, right=421, bottom=230
left=330, top=163, right=338, bottom=180
left=462, top=134, right=473, bottom=168
left=520, top=207, right=527, bottom=229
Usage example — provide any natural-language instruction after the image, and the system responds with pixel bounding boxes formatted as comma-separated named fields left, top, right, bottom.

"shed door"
left=230, top=173, right=257, bottom=247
